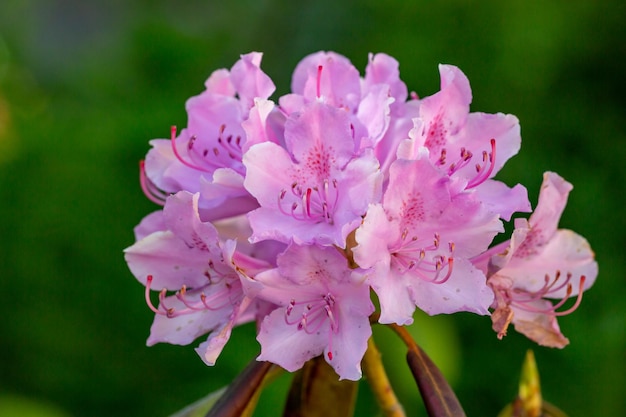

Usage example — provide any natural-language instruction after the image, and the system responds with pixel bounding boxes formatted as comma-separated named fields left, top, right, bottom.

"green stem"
left=362, top=337, right=406, bottom=417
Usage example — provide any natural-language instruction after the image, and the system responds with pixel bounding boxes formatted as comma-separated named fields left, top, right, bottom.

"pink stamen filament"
left=466, top=139, right=496, bottom=189
left=284, top=294, right=338, bottom=334
left=277, top=179, right=338, bottom=223
left=392, top=232, right=455, bottom=284
left=170, top=125, right=243, bottom=173
left=139, top=160, right=169, bottom=205
left=144, top=275, right=238, bottom=318
left=436, top=139, right=497, bottom=189
left=316, top=65, right=323, bottom=98
left=284, top=293, right=338, bottom=361
left=508, top=275, right=586, bottom=317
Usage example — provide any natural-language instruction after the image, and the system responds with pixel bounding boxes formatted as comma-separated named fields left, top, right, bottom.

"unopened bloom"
left=482, top=172, right=597, bottom=347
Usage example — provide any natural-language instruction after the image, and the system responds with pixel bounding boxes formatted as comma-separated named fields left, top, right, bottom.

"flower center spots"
left=304, top=142, right=335, bottom=180
left=399, top=192, right=425, bottom=229
left=277, top=179, right=339, bottom=224
left=500, top=271, right=586, bottom=317
left=284, top=292, right=339, bottom=360
left=390, top=231, right=455, bottom=284
left=170, top=125, right=244, bottom=174
left=424, top=111, right=450, bottom=153
left=514, top=227, right=545, bottom=258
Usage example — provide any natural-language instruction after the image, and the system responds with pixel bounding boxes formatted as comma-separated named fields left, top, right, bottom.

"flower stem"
left=362, top=337, right=406, bottom=417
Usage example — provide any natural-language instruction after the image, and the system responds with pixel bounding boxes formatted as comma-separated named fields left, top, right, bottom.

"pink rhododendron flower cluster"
left=125, top=51, right=598, bottom=380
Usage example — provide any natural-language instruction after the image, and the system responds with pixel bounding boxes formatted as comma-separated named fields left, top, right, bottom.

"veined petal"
left=133, top=210, right=166, bottom=241
left=409, top=258, right=493, bottom=316
left=511, top=300, right=569, bottom=348
left=229, top=52, right=276, bottom=112
left=364, top=52, right=408, bottom=112
left=163, top=191, right=220, bottom=252
left=284, top=101, right=355, bottom=175
left=125, top=230, right=214, bottom=290
left=257, top=308, right=328, bottom=372
left=472, top=180, right=531, bottom=221
left=147, top=291, right=231, bottom=346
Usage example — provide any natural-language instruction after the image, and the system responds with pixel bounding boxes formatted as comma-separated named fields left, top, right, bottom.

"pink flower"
left=353, top=154, right=500, bottom=325
left=141, top=53, right=275, bottom=221
left=397, top=65, right=530, bottom=221
left=243, top=101, right=382, bottom=247
left=127, top=51, right=599, bottom=378
left=124, top=191, right=268, bottom=365
left=254, top=243, right=374, bottom=381
left=483, top=172, right=597, bottom=347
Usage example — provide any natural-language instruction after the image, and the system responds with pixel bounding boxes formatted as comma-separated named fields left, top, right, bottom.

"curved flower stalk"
left=126, top=50, right=597, bottom=390
left=476, top=172, right=598, bottom=347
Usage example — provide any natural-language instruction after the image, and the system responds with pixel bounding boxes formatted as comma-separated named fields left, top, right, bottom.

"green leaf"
left=406, top=346, right=466, bottom=417
left=282, top=356, right=359, bottom=417
left=168, top=388, right=227, bottom=417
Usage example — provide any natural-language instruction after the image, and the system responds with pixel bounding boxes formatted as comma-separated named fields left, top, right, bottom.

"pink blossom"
left=254, top=243, right=374, bottom=381
left=397, top=65, right=530, bottom=221
left=141, top=53, right=275, bottom=220
left=243, top=101, right=382, bottom=247
left=127, top=51, right=598, bottom=379
left=124, top=191, right=268, bottom=365
left=483, top=172, right=597, bottom=347
left=353, top=154, right=500, bottom=325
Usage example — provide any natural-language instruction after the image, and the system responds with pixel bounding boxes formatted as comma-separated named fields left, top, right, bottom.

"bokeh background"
left=1, top=1, right=624, bottom=416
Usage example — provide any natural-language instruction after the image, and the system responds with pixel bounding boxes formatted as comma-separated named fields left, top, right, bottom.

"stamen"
left=391, top=233, right=455, bottom=284
left=283, top=292, right=339, bottom=358
left=144, top=274, right=240, bottom=318
left=169, top=125, right=244, bottom=174
left=466, top=138, right=496, bottom=189
left=170, top=126, right=211, bottom=173
left=508, top=274, right=586, bottom=317
left=277, top=179, right=338, bottom=224
left=139, top=160, right=168, bottom=205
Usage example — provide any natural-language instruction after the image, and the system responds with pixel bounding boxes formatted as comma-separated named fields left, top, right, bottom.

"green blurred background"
left=1, top=0, right=624, bottom=416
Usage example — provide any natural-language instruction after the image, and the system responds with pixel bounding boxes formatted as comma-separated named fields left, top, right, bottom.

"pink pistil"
left=316, top=65, right=323, bottom=98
